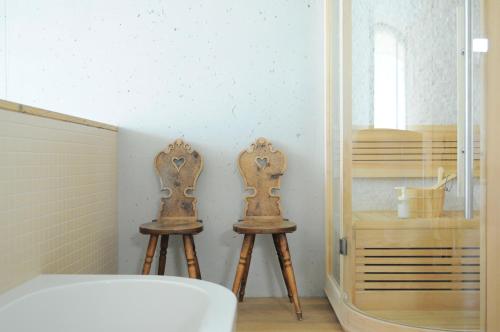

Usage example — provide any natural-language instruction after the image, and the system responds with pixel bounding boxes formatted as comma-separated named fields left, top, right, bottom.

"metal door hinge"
left=339, top=238, right=348, bottom=256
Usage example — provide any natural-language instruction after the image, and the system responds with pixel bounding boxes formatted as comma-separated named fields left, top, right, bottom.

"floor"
left=236, top=298, right=480, bottom=332
left=236, top=297, right=343, bottom=332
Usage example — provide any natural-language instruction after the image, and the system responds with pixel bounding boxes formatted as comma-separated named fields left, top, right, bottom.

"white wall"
left=0, top=0, right=325, bottom=296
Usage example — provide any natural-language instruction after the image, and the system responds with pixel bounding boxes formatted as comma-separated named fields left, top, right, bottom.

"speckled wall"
left=351, top=0, right=482, bottom=211
left=352, top=0, right=463, bottom=126
left=0, top=1, right=324, bottom=296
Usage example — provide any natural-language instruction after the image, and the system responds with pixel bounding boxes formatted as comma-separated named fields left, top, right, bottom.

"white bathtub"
left=0, top=275, right=237, bottom=332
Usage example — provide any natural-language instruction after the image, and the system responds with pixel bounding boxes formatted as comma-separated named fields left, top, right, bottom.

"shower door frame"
left=323, top=0, right=498, bottom=330
left=324, top=0, right=353, bottom=299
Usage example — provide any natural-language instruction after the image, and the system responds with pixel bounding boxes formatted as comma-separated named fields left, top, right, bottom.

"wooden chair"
left=231, top=137, right=302, bottom=320
left=139, top=139, right=203, bottom=278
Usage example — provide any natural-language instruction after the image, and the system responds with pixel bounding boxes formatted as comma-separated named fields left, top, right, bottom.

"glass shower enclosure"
left=326, top=0, right=485, bottom=330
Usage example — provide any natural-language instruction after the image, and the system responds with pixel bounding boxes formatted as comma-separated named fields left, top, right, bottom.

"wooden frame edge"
left=0, top=99, right=118, bottom=132
left=485, top=0, right=500, bottom=331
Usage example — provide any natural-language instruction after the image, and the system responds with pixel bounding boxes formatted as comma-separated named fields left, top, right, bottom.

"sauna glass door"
left=344, top=0, right=484, bottom=330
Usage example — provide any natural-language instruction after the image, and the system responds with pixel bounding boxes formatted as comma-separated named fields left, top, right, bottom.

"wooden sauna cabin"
left=349, top=127, right=480, bottom=313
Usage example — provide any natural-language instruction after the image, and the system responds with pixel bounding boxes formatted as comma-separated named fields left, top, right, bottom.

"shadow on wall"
left=116, top=127, right=323, bottom=297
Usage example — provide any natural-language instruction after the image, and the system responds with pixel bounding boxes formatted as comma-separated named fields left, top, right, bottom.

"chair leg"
left=158, top=235, right=169, bottom=275
left=142, top=234, right=159, bottom=275
left=276, top=233, right=302, bottom=320
left=272, top=234, right=293, bottom=303
left=238, top=234, right=255, bottom=302
left=183, top=235, right=201, bottom=279
left=192, top=237, right=202, bottom=279
left=232, top=234, right=254, bottom=295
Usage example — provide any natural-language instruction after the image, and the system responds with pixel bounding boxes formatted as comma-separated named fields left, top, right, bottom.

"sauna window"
left=373, top=26, right=406, bottom=130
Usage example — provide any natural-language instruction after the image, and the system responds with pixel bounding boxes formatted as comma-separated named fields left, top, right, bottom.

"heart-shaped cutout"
left=172, top=157, right=186, bottom=172
left=255, top=156, right=269, bottom=169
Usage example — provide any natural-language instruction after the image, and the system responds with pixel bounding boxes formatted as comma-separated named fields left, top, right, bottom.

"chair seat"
left=233, top=218, right=296, bottom=234
left=139, top=220, right=203, bottom=235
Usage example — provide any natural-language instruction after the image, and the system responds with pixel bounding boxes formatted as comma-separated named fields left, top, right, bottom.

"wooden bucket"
left=404, top=187, right=445, bottom=218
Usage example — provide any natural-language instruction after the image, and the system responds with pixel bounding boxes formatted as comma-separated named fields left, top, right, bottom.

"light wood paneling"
left=353, top=210, right=479, bottom=228
left=352, top=126, right=480, bottom=178
left=353, top=211, right=480, bottom=311
left=356, top=265, right=479, bottom=274
left=485, top=0, right=500, bottom=331
left=236, top=298, right=342, bottom=332
left=355, top=228, right=479, bottom=248
left=356, top=273, right=479, bottom=281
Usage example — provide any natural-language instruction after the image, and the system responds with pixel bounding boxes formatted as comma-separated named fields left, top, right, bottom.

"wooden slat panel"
left=352, top=154, right=459, bottom=161
left=356, top=273, right=480, bottom=281
left=353, top=146, right=479, bottom=152
left=356, top=265, right=480, bottom=273
left=356, top=257, right=479, bottom=265
left=356, top=282, right=480, bottom=290
left=354, top=156, right=482, bottom=163
left=351, top=215, right=481, bottom=312
left=352, top=151, right=481, bottom=162
left=353, top=152, right=480, bottom=158
left=353, top=141, right=459, bottom=148
left=352, top=131, right=478, bottom=143
left=352, top=211, right=480, bottom=228
left=352, top=160, right=461, bottom=167
left=355, top=229, right=480, bottom=248
left=356, top=248, right=480, bottom=256
left=351, top=127, right=481, bottom=178
left=352, top=129, right=423, bottom=142
left=353, top=147, right=459, bottom=155
left=353, top=142, right=478, bottom=149
left=352, top=160, right=480, bottom=178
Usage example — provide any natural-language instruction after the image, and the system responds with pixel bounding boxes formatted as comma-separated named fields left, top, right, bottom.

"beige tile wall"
left=0, top=107, right=117, bottom=293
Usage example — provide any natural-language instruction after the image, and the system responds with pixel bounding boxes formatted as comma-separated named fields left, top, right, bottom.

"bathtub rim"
left=0, top=274, right=237, bottom=332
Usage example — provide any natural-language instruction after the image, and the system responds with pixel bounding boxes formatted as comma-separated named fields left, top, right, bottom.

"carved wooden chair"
left=231, top=138, right=302, bottom=320
left=139, top=139, right=203, bottom=279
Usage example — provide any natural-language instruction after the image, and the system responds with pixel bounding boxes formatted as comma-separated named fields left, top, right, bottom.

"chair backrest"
left=238, top=138, right=286, bottom=218
left=155, top=139, right=203, bottom=222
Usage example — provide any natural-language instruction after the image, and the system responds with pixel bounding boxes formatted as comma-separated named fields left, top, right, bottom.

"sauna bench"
left=350, top=210, right=480, bottom=312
